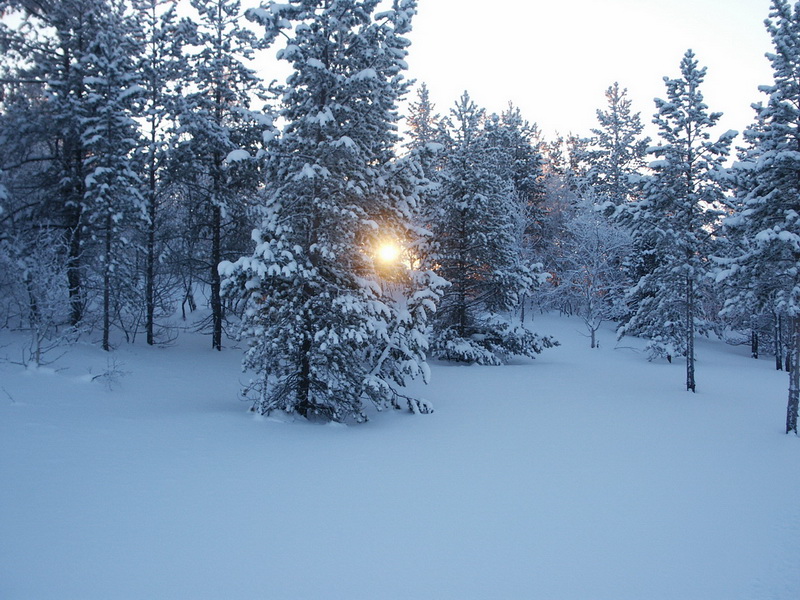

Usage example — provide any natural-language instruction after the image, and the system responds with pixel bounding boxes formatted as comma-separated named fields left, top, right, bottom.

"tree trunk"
left=296, top=336, right=312, bottom=418
left=686, top=275, right=696, bottom=392
left=776, top=314, right=783, bottom=371
left=102, top=211, right=112, bottom=352
left=210, top=202, right=222, bottom=351
left=145, top=136, right=157, bottom=345
left=751, top=316, right=759, bottom=359
left=63, top=45, right=85, bottom=328
left=66, top=204, right=83, bottom=326
left=786, top=316, right=799, bottom=434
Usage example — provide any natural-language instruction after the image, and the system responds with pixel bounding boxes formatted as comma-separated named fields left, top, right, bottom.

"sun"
left=376, top=242, right=401, bottom=264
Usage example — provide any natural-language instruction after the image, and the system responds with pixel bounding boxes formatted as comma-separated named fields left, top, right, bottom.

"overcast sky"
left=402, top=0, right=775, bottom=140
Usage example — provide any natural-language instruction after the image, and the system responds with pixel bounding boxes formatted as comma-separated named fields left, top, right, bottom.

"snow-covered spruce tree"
left=221, top=0, right=443, bottom=423
left=403, top=83, right=444, bottom=272
left=428, top=92, right=553, bottom=364
left=492, top=103, right=547, bottom=322
left=525, top=135, right=580, bottom=307
left=81, top=1, right=146, bottom=351
left=406, top=82, right=441, bottom=152
left=716, top=116, right=789, bottom=367
left=581, top=82, right=650, bottom=208
left=571, top=83, right=649, bottom=323
left=173, top=0, right=266, bottom=351
left=618, top=50, right=735, bottom=392
left=497, top=104, right=547, bottom=220
left=717, top=0, right=800, bottom=433
left=404, top=83, right=445, bottom=203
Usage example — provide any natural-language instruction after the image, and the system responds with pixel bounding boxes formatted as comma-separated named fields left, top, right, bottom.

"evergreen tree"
left=582, top=82, right=650, bottom=207
left=619, top=50, right=735, bottom=392
left=429, top=92, right=553, bottom=364
left=573, top=83, right=649, bottom=322
left=81, top=0, right=145, bottom=351
left=718, top=0, right=800, bottom=433
left=494, top=104, right=547, bottom=322
left=222, top=0, right=443, bottom=423
left=0, top=0, right=112, bottom=326
left=173, top=0, right=265, bottom=350
left=497, top=104, right=546, bottom=212
left=406, top=82, right=441, bottom=150
left=403, top=83, right=444, bottom=269
left=716, top=115, right=785, bottom=366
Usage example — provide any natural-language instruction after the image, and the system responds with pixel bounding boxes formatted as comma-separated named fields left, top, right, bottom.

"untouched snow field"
left=1, top=313, right=798, bottom=599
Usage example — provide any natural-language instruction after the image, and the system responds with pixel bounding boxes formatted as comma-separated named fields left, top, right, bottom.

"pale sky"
left=403, top=0, right=776, bottom=141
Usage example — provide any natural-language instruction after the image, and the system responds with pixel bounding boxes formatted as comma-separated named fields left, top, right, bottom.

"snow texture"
left=0, top=313, right=797, bottom=599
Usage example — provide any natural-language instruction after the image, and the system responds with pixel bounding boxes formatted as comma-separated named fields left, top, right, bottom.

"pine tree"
left=574, top=83, right=650, bottom=323
left=494, top=104, right=547, bottom=322
left=619, top=50, right=735, bottom=392
left=582, top=83, right=650, bottom=207
left=406, top=82, right=441, bottom=150
left=222, top=0, right=443, bottom=423
left=403, top=83, right=443, bottom=259
left=718, top=0, right=800, bottom=433
left=81, top=0, right=145, bottom=351
left=428, top=92, right=553, bottom=364
left=0, top=0, right=112, bottom=326
left=173, top=0, right=265, bottom=350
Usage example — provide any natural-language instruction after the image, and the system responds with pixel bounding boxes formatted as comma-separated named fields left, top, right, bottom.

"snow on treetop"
left=225, top=149, right=252, bottom=163
left=648, top=159, right=669, bottom=170
left=296, top=163, right=317, bottom=180
left=277, top=44, right=301, bottom=61
left=333, top=136, right=357, bottom=149
left=308, top=107, right=334, bottom=126
left=353, top=68, right=377, bottom=81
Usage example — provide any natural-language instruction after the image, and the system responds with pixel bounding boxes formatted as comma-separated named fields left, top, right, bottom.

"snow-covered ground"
left=1, top=313, right=798, bottom=599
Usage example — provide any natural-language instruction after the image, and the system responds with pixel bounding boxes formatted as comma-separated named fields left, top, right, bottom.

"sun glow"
left=376, top=242, right=401, bottom=264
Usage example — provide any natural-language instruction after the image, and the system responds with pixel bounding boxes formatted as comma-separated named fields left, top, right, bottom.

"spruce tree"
left=719, top=0, right=800, bottom=433
left=81, top=0, right=145, bottom=351
left=222, top=0, right=443, bottom=422
left=428, top=92, right=553, bottom=364
left=575, top=83, right=649, bottom=322
left=404, top=83, right=445, bottom=289
left=583, top=83, right=650, bottom=207
left=619, top=50, right=735, bottom=392
left=406, top=82, right=441, bottom=151
left=173, top=0, right=265, bottom=351
left=495, top=104, right=547, bottom=322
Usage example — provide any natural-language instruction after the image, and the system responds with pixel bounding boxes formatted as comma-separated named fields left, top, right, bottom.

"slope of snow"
left=1, top=314, right=797, bottom=599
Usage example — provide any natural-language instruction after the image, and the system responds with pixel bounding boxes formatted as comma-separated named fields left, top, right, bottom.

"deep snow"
left=1, top=313, right=798, bottom=599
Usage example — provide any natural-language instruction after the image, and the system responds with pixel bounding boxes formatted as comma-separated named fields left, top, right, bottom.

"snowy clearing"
left=1, top=313, right=798, bottom=599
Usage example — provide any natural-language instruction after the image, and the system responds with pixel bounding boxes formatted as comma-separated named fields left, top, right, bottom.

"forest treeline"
left=2, top=0, right=800, bottom=431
